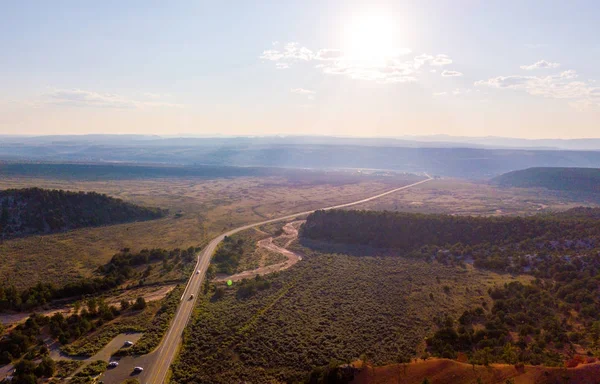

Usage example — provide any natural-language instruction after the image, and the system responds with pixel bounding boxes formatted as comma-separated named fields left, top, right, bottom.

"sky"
left=1, top=0, right=600, bottom=139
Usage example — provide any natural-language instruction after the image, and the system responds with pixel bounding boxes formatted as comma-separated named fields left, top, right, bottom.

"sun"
left=343, top=11, right=400, bottom=63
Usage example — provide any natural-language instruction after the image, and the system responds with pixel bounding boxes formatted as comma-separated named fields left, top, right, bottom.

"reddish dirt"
left=215, top=221, right=304, bottom=282
left=351, top=358, right=600, bottom=384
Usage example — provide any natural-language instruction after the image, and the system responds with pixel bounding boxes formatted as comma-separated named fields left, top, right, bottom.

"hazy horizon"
left=3, top=132, right=600, bottom=142
left=2, top=1, right=600, bottom=138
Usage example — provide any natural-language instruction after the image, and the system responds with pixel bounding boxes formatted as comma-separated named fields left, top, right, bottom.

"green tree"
left=35, top=357, right=56, bottom=377
left=120, top=299, right=131, bottom=311
left=501, top=343, right=518, bottom=364
left=133, top=297, right=146, bottom=310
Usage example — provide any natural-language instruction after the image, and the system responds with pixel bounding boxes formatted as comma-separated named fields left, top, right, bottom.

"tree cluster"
left=0, top=187, right=166, bottom=239
left=0, top=247, right=194, bottom=312
left=302, top=209, right=600, bottom=252
left=213, top=236, right=246, bottom=274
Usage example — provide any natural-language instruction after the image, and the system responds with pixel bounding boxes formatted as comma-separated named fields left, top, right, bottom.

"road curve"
left=143, top=176, right=432, bottom=384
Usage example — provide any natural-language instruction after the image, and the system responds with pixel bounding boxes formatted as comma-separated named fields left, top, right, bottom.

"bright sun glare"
left=343, top=11, right=400, bottom=63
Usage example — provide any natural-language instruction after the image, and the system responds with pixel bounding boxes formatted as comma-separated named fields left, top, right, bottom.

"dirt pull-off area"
left=216, top=221, right=304, bottom=282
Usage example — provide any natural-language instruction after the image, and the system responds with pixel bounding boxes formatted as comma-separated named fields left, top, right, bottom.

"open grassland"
left=171, top=247, right=530, bottom=383
left=0, top=173, right=415, bottom=290
left=351, top=178, right=600, bottom=216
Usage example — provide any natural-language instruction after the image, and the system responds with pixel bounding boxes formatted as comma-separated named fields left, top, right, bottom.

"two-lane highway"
left=142, top=176, right=432, bottom=384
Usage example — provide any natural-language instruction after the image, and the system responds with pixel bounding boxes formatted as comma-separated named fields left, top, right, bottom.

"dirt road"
left=215, top=220, right=304, bottom=282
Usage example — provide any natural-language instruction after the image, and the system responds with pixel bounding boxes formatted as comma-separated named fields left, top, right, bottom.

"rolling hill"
left=0, top=187, right=166, bottom=240
left=492, top=167, right=600, bottom=192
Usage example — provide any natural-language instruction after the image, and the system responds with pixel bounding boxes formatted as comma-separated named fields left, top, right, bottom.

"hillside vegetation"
left=301, top=209, right=600, bottom=367
left=492, top=167, right=600, bottom=192
left=0, top=187, right=165, bottom=240
left=301, top=208, right=600, bottom=252
left=170, top=248, right=521, bottom=383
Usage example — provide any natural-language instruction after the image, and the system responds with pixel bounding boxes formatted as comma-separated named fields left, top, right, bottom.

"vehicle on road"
left=133, top=367, right=144, bottom=373
left=123, top=340, right=134, bottom=347
left=197, top=270, right=200, bottom=274
left=189, top=294, right=194, bottom=300
left=108, top=361, right=119, bottom=368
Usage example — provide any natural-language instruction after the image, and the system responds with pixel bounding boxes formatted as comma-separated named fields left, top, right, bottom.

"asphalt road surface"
left=137, top=176, right=433, bottom=384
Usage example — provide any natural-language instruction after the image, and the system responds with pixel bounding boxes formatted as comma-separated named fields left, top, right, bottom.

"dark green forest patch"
left=492, top=167, right=600, bottom=193
left=0, top=187, right=166, bottom=240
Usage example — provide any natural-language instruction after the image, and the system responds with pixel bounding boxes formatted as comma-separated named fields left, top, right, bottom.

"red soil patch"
left=351, top=358, right=600, bottom=384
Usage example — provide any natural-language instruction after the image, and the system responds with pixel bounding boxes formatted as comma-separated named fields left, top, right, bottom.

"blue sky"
left=1, top=0, right=600, bottom=138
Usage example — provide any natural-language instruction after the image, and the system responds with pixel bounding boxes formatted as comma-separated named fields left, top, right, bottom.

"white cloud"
left=452, top=88, right=473, bottom=96
left=476, top=70, right=600, bottom=108
left=45, top=89, right=182, bottom=109
left=441, top=70, right=463, bottom=77
left=314, top=49, right=344, bottom=61
left=260, top=42, right=453, bottom=85
left=291, top=88, right=316, bottom=100
left=414, top=54, right=453, bottom=68
left=290, top=88, right=315, bottom=95
left=319, top=57, right=418, bottom=84
left=520, top=60, right=561, bottom=70
left=260, top=42, right=314, bottom=66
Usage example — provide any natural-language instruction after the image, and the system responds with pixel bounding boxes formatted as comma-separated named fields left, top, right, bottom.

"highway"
left=142, top=176, right=432, bottom=384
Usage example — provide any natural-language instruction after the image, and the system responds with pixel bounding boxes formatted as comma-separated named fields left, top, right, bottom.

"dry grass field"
left=0, top=173, right=418, bottom=289
left=351, top=178, right=600, bottom=216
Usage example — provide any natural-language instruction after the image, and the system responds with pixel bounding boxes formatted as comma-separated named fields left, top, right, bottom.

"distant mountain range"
left=3, top=134, right=600, bottom=150
left=3, top=135, right=600, bottom=179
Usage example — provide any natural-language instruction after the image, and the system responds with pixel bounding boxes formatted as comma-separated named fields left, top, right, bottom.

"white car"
left=108, top=361, right=119, bottom=368
left=133, top=367, right=144, bottom=373
left=123, top=340, right=134, bottom=347
left=196, top=270, right=200, bottom=274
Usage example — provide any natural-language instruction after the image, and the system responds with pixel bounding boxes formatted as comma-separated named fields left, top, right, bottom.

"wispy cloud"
left=45, top=89, right=183, bottom=109
left=520, top=60, right=560, bottom=70
left=142, top=92, right=172, bottom=99
left=314, top=49, right=344, bottom=61
left=260, top=42, right=458, bottom=84
left=290, top=88, right=315, bottom=95
left=260, top=42, right=313, bottom=65
left=291, top=88, right=316, bottom=100
left=441, top=70, right=463, bottom=77
left=414, top=54, right=453, bottom=68
left=476, top=70, right=600, bottom=108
